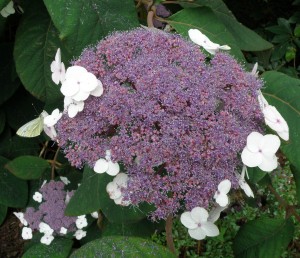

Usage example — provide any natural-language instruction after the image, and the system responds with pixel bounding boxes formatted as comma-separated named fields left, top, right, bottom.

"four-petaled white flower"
left=60, top=227, right=67, bottom=235
left=60, top=176, right=70, bottom=185
left=94, top=150, right=120, bottom=176
left=188, top=29, right=231, bottom=55
left=106, top=173, right=131, bottom=206
left=263, top=105, right=289, bottom=141
left=13, top=212, right=28, bottom=226
left=74, top=229, right=87, bottom=240
left=90, top=211, right=98, bottom=219
left=60, top=66, right=99, bottom=102
left=44, top=109, right=62, bottom=127
left=241, top=132, right=280, bottom=172
left=51, top=48, right=65, bottom=85
left=21, top=227, right=33, bottom=240
left=40, top=234, right=54, bottom=245
left=238, top=166, right=254, bottom=198
left=180, top=207, right=220, bottom=240
left=0, top=1, right=15, bottom=18
left=39, top=222, right=54, bottom=235
left=213, top=179, right=231, bottom=207
left=76, top=215, right=88, bottom=229
left=33, top=192, right=43, bottom=203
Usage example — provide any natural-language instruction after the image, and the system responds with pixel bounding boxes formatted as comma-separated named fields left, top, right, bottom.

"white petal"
left=219, top=45, right=231, bottom=50
left=180, top=211, right=198, bottom=229
left=90, top=212, right=98, bottom=219
left=201, top=222, right=219, bottom=237
left=21, top=227, right=32, bottom=240
left=64, top=96, right=73, bottom=109
left=246, top=132, right=263, bottom=152
left=277, top=130, right=289, bottom=141
left=241, top=147, right=262, bottom=167
left=68, top=104, right=79, bottom=118
left=82, top=72, right=98, bottom=92
left=114, top=196, right=130, bottom=206
left=239, top=180, right=254, bottom=198
left=90, top=80, right=104, bottom=97
left=106, top=182, right=122, bottom=199
left=94, top=158, right=109, bottom=173
left=260, top=134, right=280, bottom=154
left=208, top=205, right=227, bottom=223
left=51, top=71, right=60, bottom=85
left=217, top=179, right=231, bottom=194
left=74, top=229, right=86, bottom=240
left=61, top=80, right=80, bottom=97
left=114, top=173, right=128, bottom=187
left=188, top=227, right=206, bottom=240
left=40, top=234, right=54, bottom=245
left=43, top=125, right=57, bottom=140
left=107, top=161, right=120, bottom=176
left=55, top=48, right=61, bottom=64
left=191, top=207, right=209, bottom=223
left=60, top=227, right=67, bottom=234
left=257, top=90, right=268, bottom=110
left=259, top=154, right=278, bottom=172
left=59, top=62, right=66, bottom=83
left=65, top=66, right=87, bottom=79
left=215, top=192, right=229, bottom=207
left=72, top=90, right=90, bottom=102
left=251, top=63, right=259, bottom=77
left=60, top=176, right=70, bottom=185
left=188, top=29, right=210, bottom=46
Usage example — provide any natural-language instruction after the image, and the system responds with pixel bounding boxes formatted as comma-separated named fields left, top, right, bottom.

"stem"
left=51, top=147, right=60, bottom=180
left=147, top=10, right=154, bottom=28
left=268, top=184, right=300, bottom=222
left=165, top=215, right=176, bottom=254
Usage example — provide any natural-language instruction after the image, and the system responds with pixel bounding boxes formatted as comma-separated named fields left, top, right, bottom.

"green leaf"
left=0, top=0, right=9, bottom=10
left=247, top=167, right=267, bottom=183
left=290, top=165, right=300, bottom=204
left=285, top=47, right=296, bottom=62
left=22, top=238, right=73, bottom=258
left=14, top=0, right=66, bottom=104
left=185, top=0, right=273, bottom=51
left=5, top=155, right=50, bottom=180
left=233, top=218, right=294, bottom=258
left=277, top=18, right=292, bottom=34
left=0, top=109, right=5, bottom=134
left=262, top=71, right=300, bottom=170
left=0, top=156, right=28, bottom=207
left=43, top=0, right=139, bottom=56
left=65, top=166, right=150, bottom=223
left=0, top=204, right=7, bottom=225
left=0, top=43, right=20, bottom=105
left=167, top=7, right=244, bottom=60
left=70, top=236, right=176, bottom=258
left=294, top=25, right=300, bottom=37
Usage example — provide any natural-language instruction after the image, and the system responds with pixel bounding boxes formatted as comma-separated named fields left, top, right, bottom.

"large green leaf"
left=262, top=71, right=300, bottom=170
left=0, top=0, right=9, bottom=10
left=0, top=43, right=20, bottom=105
left=65, top=166, right=150, bottom=223
left=43, top=0, right=139, bottom=56
left=5, top=155, right=50, bottom=180
left=22, top=238, right=73, bottom=258
left=14, top=0, right=66, bottom=104
left=233, top=218, right=294, bottom=258
left=167, top=7, right=244, bottom=60
left=70, top=236, right=176, bottom=258
left=0, top=156, right=28, bottom=207
left=180, top=0, right=273, bottom=51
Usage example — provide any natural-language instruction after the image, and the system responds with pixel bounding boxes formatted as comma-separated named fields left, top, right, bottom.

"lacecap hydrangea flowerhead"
left=54, top=28, right=267, bottom=221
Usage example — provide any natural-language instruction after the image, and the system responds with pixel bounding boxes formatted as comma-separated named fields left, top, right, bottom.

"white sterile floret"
left=40, top=234, right=54, bottom=245
left=188, top=29, right=231, bottom=55
left=39, top=222, right=54, bottom=235
left=238, top=166, right=254, bottom=198
left=94, top=156, right=120, bottom=176
left=13, top=212, right=28, bottom=226
left=90, top=79, right=104, bottom=97
left=21, top=227, right=33, bottom=240
left=74, top=229, right=87, bottom=240
left=76, top=215, right=88, bottom=229
left=60, top=66, right=98, bottom=101
left=44, top=109, right=62, bottom=127
left=241, top=132, right=280, bottom=172
left=213, top=179, right=231, bottom=207
left=64, top=97, right=84, bottom=118
left=60, top=176, right=70, bottom=185
left=90, top=211, right=99, bottom=219
left=33, top=192, right=43, bottom=203
left=180, top=207, right=219, bottom=240
left=51, top=48, right=65, bottom=85
left=106, top=173, right=130, bottom=206
left=0, top=1, right=15, bottom=18
left=60, top=227, right=67, bottom=235
left=208, top=205, right=228, bottom=223
left=263, top=105, right=289, bottom=141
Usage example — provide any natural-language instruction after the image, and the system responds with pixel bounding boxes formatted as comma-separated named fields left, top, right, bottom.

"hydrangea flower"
left=40, top=234, right=54, bottom=245
left=21, top=227, right=32, bottom=240
left=90, top=211, right=98, bottom=219
left=106, top=173, right=130, bottom=206
left=56, top=28, right=264, bottom=219
left=64, top=97, right=85, bottom=118
left=33, top=192, right=43, bottom=203
left=94, top=152, right=120, bottom=176
left=241, top=132, right=280, bottom=172
left=60, top=227, right=67, bottom=235
left=44, top=109, right=62, bottom=127
left=188, top=29, right=231, bottom=55
left=51, top=48, right=65, bottom=85
left=39, top=222, right=54, bottom=235
left=180, top=207, right=220, bottom=240
left=213, top=180, right=231, bottom=207
left=75, top=215, right=88, bottom=229
left=74, top=229, right=87, bottom=240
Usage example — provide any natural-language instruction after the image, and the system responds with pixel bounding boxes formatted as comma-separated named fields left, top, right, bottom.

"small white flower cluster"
left=106, top=173, right=131, bottom=206
left=94, top=150, right=120, bottom=176
left=188, top=29, right=231, bottom=55
left=74, top=215, right=88, bottom=240
left=50, top=49, right=103, bottom=118
left=0, top=1, right=15, bottom=18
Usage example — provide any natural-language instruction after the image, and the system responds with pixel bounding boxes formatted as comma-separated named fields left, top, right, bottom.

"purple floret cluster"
left=24, top=181, right=76, bottom=233
left=56, top=28, right=263, bottom=219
